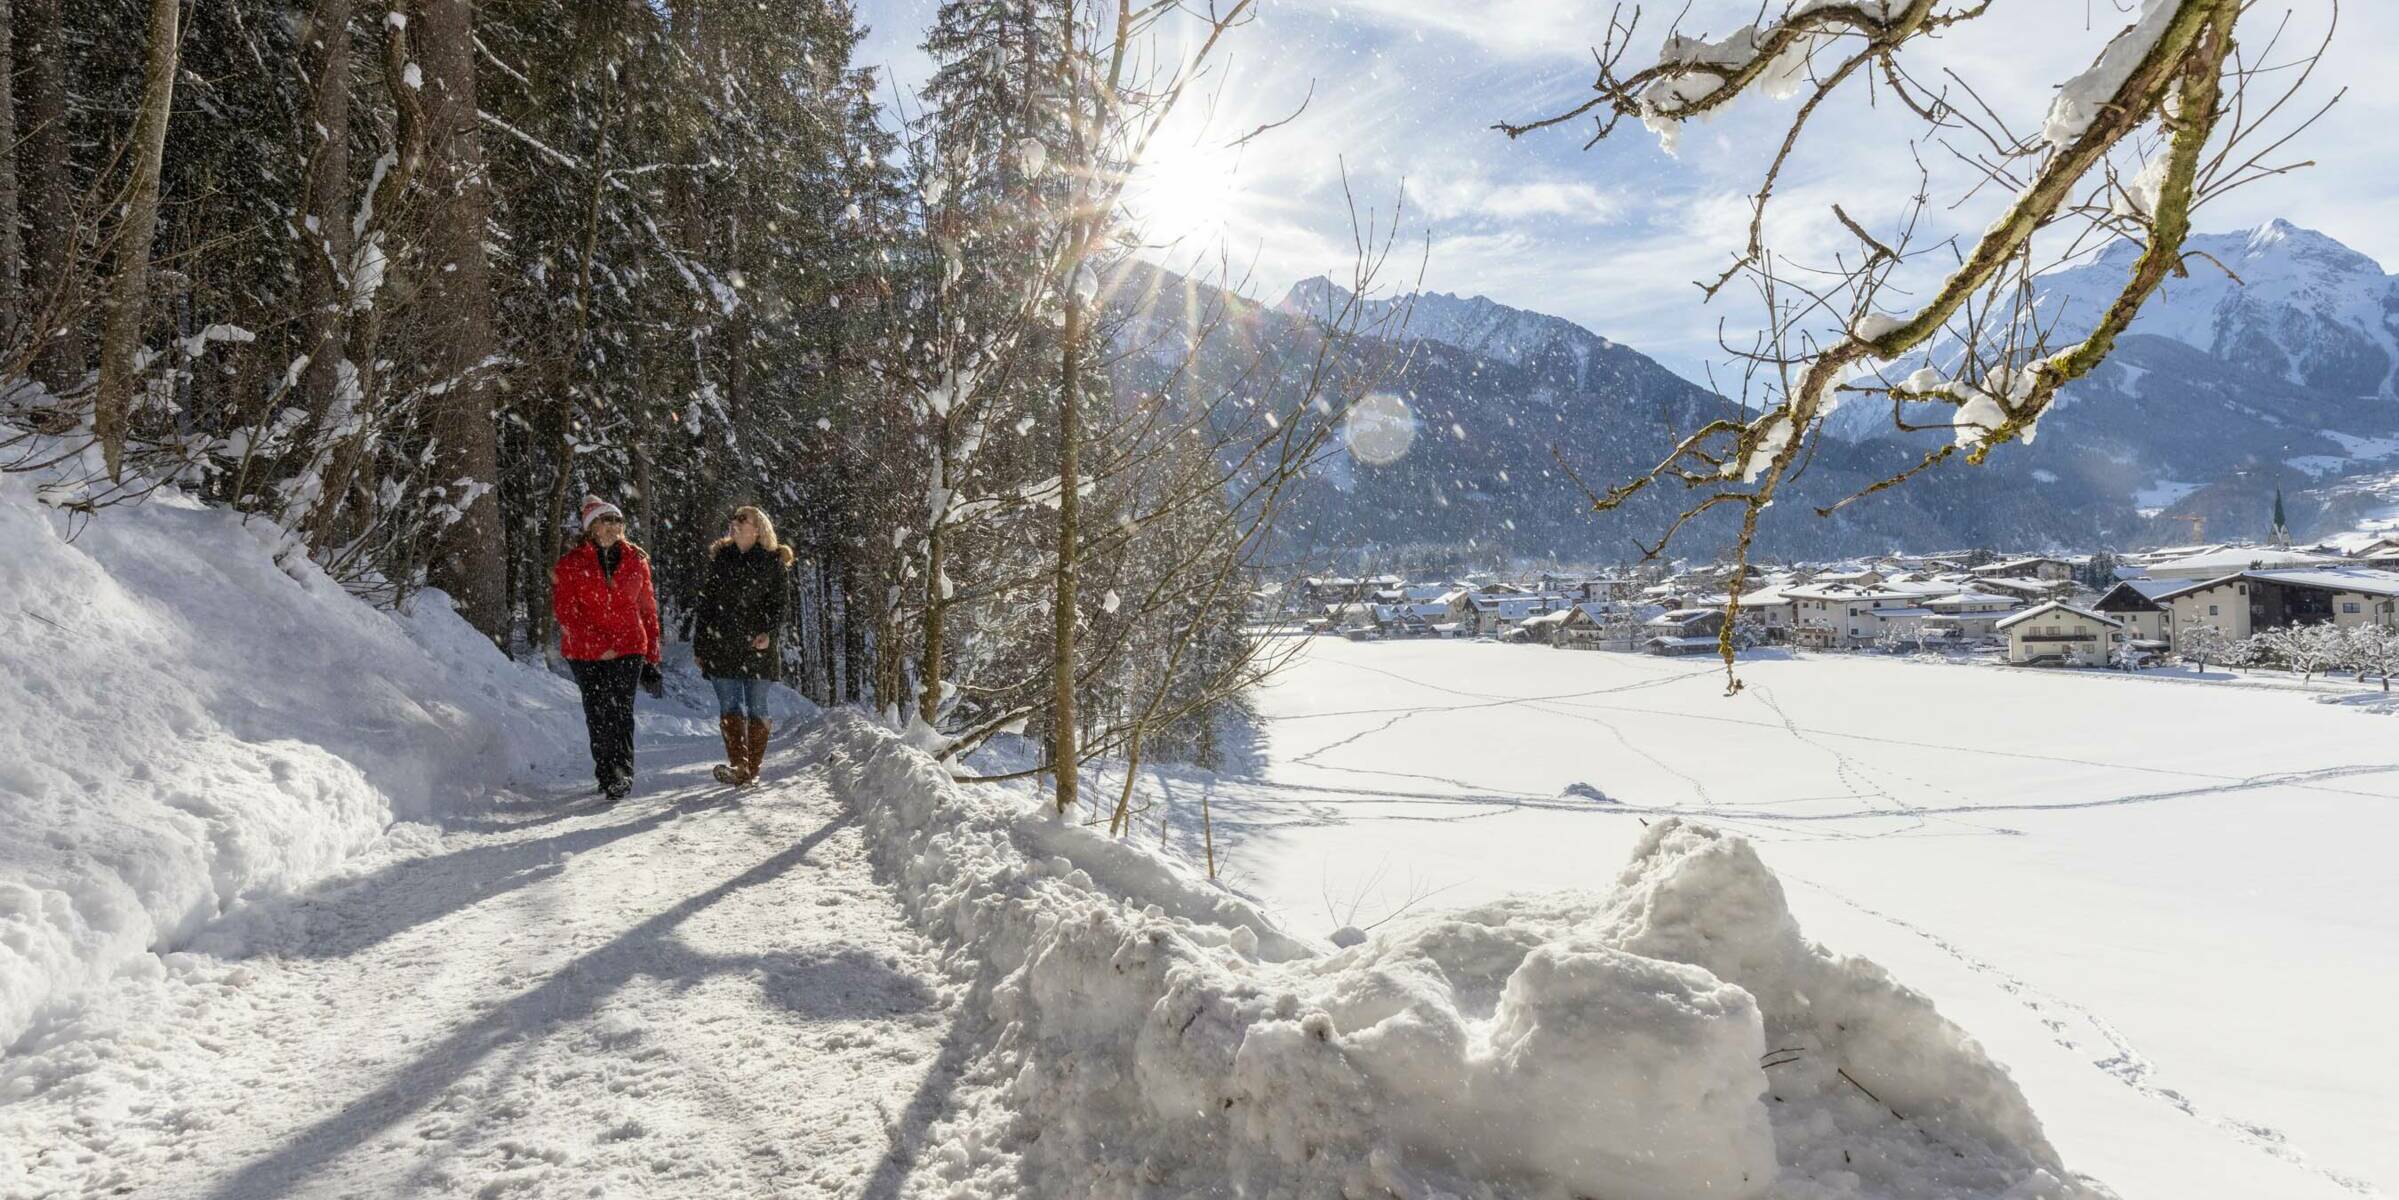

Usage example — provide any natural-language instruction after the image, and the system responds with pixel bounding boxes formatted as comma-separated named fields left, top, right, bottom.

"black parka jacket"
left=693, top=543, right=790, bottom=680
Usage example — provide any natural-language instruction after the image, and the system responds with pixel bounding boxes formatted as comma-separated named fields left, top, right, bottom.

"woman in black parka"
left=694, top=505, right=794, bottom=784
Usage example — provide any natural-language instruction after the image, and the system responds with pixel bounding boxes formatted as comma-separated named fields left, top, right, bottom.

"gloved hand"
left=640, top=661, right=665, bottom=698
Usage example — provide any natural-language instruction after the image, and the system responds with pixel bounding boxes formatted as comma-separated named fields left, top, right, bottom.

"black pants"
left=569, top=657, right=644, bottom=790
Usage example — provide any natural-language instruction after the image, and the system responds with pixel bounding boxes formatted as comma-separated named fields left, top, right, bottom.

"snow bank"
left=814, top=713, right=2096, bottom=1198
left=0, top=471, right=582, bottom=1047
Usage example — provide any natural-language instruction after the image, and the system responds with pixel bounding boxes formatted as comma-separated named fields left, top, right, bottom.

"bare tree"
left=1504, top=0, right=2335, bottom=685
left=1041, top=0, right=1263, bottom=816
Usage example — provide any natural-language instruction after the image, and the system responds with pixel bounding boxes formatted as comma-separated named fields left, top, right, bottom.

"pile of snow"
left=815, top=713, right=2094, bottom=1198
left=0, top=470, right=583, bottom=1047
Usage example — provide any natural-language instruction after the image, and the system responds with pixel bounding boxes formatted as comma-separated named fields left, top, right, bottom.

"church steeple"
left=2270, top=488, right=2291, bottom=549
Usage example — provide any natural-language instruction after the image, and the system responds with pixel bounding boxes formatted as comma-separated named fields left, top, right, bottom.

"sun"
left=1122, top=124, right=1252, bottom=251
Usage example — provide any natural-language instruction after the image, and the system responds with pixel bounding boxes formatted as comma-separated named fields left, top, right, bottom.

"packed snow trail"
left=0, top=733, right=953, bottom=1200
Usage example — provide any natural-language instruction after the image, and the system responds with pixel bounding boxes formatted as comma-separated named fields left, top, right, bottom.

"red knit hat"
left=579, top=495, right=624, bottom=530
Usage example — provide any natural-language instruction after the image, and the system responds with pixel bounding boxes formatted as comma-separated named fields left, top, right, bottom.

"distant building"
left=1783, top=581, right=1951, bottom=649
left=2091, top=579, right=2191, bottom=645
left=1967, top=575, right=2079, bottom=603
left=1996, top=602, right=2127, bottom=667
left=2157, top=567, right=2399, bottom=641
left=1554, top=603, right=1635, bottom=651
left=1460, top=592, right=1564, bottom=638
left=1920, top=591, right=2023, bottom=641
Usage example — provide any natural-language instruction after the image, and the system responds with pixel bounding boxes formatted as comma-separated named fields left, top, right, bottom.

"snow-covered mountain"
left=2072, top=219, right=2399, bottom=399
left=1129, top=272, right=2152, bottom=560
left=1827, top=221, right=2399, bottom=435
left=1807, top=220, right=2399, bottom=540
left=1281, top=276, right=1630, bottom=374
left=1128, top=233, right=2399, bottom=561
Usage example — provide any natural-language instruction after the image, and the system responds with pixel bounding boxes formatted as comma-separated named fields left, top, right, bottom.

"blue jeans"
left=711, top=676, right=772, bottom=720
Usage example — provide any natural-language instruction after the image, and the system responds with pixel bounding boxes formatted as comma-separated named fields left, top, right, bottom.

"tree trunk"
left=842, top=556, right=871, bottom=705
left=0, top=0, right=21, bottom=332
left=18, top=0, right=75, bottom=393
left=919, top=515, right=946, bottom=725
left=413, top=0, right=508, bottom=643
left=93, top=0, right=182, bottom=481
left=533, top=111, right=616, bottom=658
left=293, top=0, right=353, bottom=447
left=1052, top=279, right=1083, bottom=814
left=818, top=556, right=841, bottom=703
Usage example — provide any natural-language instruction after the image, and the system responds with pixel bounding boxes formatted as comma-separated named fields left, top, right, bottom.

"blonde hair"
left=714, top=505, right=796, bottom=565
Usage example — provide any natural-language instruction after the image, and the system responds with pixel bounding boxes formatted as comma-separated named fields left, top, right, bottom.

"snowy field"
left=1130, top=637, right=2399, bottom=1200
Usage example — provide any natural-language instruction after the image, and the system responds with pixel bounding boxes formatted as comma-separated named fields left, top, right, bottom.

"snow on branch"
left=1502, top=0, right=2328, bottom=684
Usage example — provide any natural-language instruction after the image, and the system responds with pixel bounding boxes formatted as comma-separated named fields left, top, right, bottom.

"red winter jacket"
left=553, top=540, right=661, bottom=664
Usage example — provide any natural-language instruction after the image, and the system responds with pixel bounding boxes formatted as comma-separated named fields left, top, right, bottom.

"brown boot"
left=713, top=715, right=745, bottom=785
left=742, top=718, right=771, bottom=784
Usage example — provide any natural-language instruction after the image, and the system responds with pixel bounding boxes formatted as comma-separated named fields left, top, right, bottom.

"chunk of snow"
left=1855, top=311, right=1905, bottom=341
left=2042, top=0, right=2179, bottom=149
left=813, top=718, right=2081, bottom=1199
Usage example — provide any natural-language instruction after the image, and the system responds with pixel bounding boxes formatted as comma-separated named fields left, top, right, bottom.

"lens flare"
left=1344, top=393, right=1417, bottom=465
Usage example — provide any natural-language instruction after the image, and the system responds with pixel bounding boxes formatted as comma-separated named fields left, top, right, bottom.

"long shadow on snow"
left=197, top=812, right=931, bottom=1200
left=230, top=786, right=725, bottom=960
left=858, top=1004, right=978, bottom=1200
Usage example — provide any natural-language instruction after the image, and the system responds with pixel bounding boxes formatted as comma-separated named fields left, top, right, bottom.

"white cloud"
left=1322, top=0, right=1616, bottom=61
left=1411, top=173, right=1624, bottom=223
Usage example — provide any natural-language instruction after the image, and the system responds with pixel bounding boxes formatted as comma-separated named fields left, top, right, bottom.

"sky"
left=855, top=1, right=2393, bottom=385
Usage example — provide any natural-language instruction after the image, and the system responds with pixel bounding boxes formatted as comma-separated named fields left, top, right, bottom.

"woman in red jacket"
left=553, top=495, right=662, bottom=801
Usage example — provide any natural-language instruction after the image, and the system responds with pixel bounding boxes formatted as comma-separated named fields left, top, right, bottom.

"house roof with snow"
left=2240, top=567, right=2399, bottom=599
left=1924, top=591, right=2023, bottom=612
left=1972, top=555, right=2075, bottom=574
left=2116, top=577, right=2196, bottom=599
left=1780, top=583, right=1870, bottom=601
left=1970, top=576, right=2075, bottom=598
left=2144, top=547, right=2342, bottom=577
left=2305, top=531, right=2399, bottom=556
left=1464, top=594, right=1558, bottom=618
left=1994, top=601, right=2126, bottom=631
left=2095, top=579, right=2201, bottom=608
left=1645, top=635, right=1721, bottom=649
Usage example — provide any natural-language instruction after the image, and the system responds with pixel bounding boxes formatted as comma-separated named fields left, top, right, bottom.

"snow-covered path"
left=0, top=733, right=954, bottom=1200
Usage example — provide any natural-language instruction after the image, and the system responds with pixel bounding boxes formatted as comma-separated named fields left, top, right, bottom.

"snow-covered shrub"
left=2176, top=623, right=2230, bottom=672
left=2342, top=624, right=2399, bottom=691
left=2249, top=623, right=2347, bottom=682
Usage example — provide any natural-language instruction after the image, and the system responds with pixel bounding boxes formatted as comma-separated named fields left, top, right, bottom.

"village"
left=1276, top=508, right=2399, bottom=680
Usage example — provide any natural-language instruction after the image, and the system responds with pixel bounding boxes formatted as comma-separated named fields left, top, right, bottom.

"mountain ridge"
left=1243, top=220, right=2397, bottom=555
